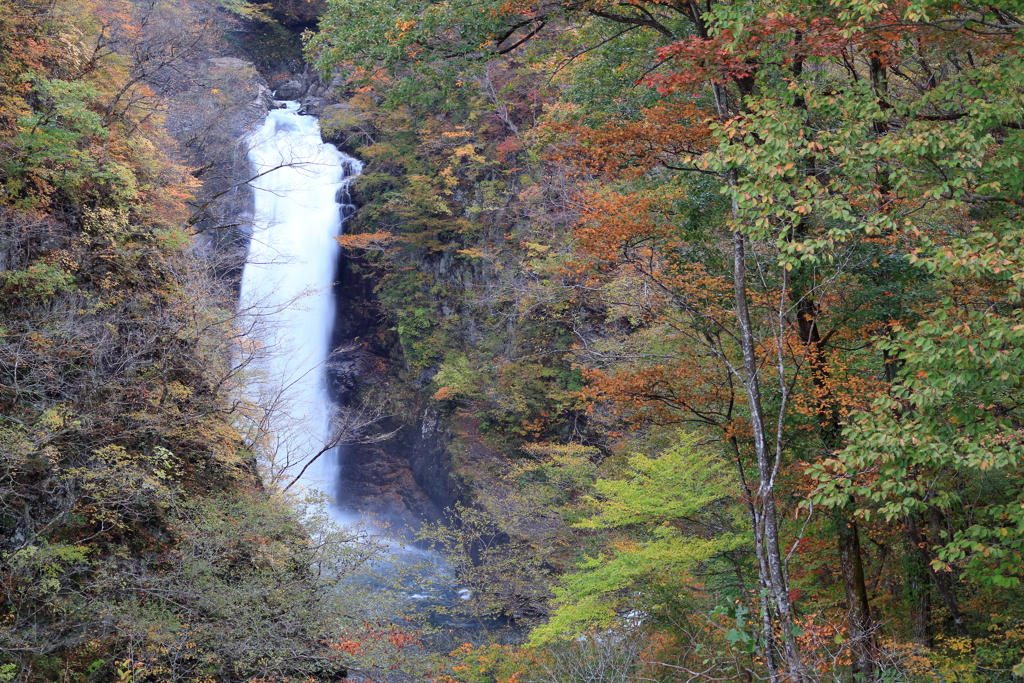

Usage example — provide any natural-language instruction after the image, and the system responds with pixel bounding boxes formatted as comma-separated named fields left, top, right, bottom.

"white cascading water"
left=239, top=101, right=362, bottom=517
left=239, top=102, right=468, bottom=614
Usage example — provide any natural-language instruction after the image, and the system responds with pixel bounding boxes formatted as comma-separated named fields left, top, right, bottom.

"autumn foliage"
left=0, top=1, right=418, bottom=681
left=309, top=0, right=1024, bottom=676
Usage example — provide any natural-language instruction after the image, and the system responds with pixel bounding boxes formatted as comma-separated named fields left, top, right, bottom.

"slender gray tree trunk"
left=731, top=225, right=806, bottom=682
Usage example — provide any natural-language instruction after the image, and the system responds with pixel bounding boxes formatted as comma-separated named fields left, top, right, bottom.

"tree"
left=530, top=435, right=747, bottom=648
left=310, top=0, right=1024, bottom=676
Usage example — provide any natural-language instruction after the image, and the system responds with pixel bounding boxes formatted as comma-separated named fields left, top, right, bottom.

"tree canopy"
left=309, top=0, right=1024, bottom=678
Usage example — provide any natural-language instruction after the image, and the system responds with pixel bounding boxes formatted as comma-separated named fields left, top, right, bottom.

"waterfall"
left=239, top=101, right=362, bottom=516
left=238, top=102, right=476, bottom=623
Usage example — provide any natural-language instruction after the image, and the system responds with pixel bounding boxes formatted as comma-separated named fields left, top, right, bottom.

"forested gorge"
left=1, top=0, right=1024, bottom=680
left=311, top=0, right=1024, bottom=676
left=0, top=1, right=406, bottom=681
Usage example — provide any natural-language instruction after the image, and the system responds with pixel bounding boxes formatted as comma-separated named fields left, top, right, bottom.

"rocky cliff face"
left=168, top=57, right=274, bottom=279
left=337, top=410, right=454, bottom=532
left=327, top=254, right=457, bottom=532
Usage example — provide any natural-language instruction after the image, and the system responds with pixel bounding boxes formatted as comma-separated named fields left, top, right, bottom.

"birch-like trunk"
left=731, top=224, right=807, bottom=682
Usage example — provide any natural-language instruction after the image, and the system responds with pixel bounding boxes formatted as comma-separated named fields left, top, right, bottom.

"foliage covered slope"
left=0, top=2, right=412, bottom=682
left=307, top=0, right=1024, bottom=678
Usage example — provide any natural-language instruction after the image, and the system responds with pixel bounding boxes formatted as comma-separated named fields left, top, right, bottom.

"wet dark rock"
left=299, top=97, right=328, bottom=117
left=274, top=79, right=306, bottom=100
left=326, top=254, right=456, bottom=534
left=166, top=57, right=271, bottom=273
left=337, top=411, right=454, bottom=534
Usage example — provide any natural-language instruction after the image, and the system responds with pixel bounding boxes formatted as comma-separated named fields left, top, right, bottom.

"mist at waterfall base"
left=239, top=102, right=497, bottom=634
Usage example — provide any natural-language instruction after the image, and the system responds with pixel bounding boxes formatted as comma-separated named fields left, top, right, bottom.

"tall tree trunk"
left=731, top=225, right=806, bottom=682
left=718, top=70, right=804, bottom=677
left=902, top=526, right=933, bottom=647
left=836, top=514, right=876, bottom=680
left=906, top=513, right=970, bottom=639
left=793, top=268, right=877, bottom=681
